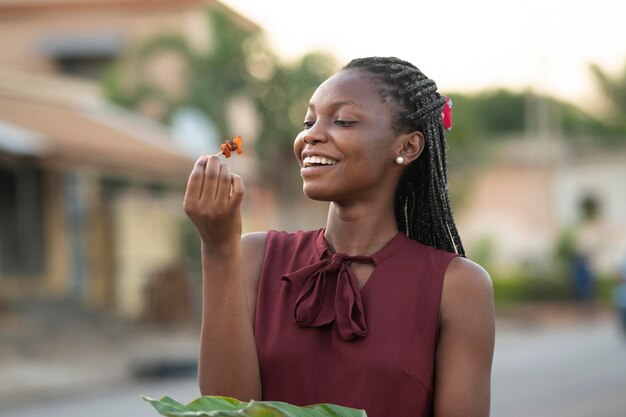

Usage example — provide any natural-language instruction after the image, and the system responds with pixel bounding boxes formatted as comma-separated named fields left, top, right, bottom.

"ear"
left=396, top=131, right=425, bottom=163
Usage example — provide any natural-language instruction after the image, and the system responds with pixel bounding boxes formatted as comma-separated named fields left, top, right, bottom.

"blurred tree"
left=590, top=61, right=626, bottom=133
left=445, top=90, right=526, bottom=164
left=102, top=8, right=336, bottom=197
left=249, top=52, right=338, bottom=197
left=446, top=88, right=616, bottom=162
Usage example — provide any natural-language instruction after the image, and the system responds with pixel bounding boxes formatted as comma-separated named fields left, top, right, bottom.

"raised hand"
left=183, top=155, right=244, bottom=254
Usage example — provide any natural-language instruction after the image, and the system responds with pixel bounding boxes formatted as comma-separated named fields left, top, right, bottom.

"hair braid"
left=343, top=57, right=465, bottom=256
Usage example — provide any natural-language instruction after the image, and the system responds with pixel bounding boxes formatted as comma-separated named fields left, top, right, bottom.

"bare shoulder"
left=441, top=256, right=494, bottom=323
left=444, top=256, right=493, bottom=295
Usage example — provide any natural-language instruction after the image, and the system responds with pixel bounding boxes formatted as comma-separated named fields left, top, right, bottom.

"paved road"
left=492, top=319, right=626, bottom=417
left=3, top=319, right=626, bottom=417
left=0, top=377, right=200, bottom=417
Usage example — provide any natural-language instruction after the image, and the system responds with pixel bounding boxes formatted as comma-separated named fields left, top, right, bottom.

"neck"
left=324, top=199, right=399, bottom=256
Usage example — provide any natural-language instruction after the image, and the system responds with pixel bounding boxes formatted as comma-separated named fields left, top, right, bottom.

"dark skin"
left=184, top=69, right=495, bottom=416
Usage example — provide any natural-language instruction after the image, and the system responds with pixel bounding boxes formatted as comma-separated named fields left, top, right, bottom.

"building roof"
left=0, top=0, right=260, bottom=31
left=0, top=69, right=195, bottom=181
left=0, top=0, right=203, bottom=11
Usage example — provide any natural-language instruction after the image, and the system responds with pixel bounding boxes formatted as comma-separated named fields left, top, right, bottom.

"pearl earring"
left=394, top=156, right=404, bottom=165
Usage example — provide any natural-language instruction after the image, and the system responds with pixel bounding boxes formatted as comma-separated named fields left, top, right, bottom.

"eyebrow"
left=308, top=100, right=362, bottom=110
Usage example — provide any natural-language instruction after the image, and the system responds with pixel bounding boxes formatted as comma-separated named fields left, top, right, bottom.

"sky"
left=221, top=0, right=626, bottom=109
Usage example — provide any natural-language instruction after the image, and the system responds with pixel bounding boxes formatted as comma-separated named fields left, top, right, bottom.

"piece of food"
left=220, top=135, right=243, bottom=158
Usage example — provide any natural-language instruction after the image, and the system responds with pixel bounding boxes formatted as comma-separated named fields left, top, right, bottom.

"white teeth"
left=303, top=156, right=338, bottom=167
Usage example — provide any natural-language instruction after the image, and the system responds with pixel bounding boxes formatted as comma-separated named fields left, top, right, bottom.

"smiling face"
left=293, top=69, right=404, bottom=204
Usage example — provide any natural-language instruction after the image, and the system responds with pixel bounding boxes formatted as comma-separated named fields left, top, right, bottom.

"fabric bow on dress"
left=282, top=252, right=373, bottom=341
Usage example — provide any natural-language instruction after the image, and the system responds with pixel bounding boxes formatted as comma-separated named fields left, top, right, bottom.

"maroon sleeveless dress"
left=254, top=229, right=458, bottom=417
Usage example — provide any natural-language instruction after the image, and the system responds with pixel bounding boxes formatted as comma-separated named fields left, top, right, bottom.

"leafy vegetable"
left=142, top=395, right=368, bottom=417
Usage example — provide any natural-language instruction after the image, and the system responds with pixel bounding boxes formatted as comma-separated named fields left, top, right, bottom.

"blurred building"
left=0, top=0, right=258, bottom=319
left=458, top=135, right=626, bottom=275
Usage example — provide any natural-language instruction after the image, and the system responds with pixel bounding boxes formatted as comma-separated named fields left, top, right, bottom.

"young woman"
left=184, top=56, right=495, bottom=417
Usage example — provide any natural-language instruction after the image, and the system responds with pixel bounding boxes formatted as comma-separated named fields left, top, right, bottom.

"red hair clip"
left=441, top=96, right=452, bottom=132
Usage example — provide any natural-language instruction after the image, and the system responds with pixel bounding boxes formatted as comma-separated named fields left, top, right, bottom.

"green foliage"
left=596, top=273, right=618, bottom=305
left=185, top=9, right=253, bottom=135
left=590, top=61, right=626, bottom=123
left=443, top=86, right=622, bottom=169
left=143, top=395, right=368, bottom=417
left=102, top=33, right=190, bottom=114
left=448, top=90, right=525, bottom=138
left=492, top=273, right=573, bottom=305
left=554, top=226, right=577, bottom=263
left=447, top=89, right=613, bottom=140
left=445, top=89, right=526, bottom=157
left=559, top=99, right=619, bottom=137
left=467, top=235, right=495, bottom=269
left=249, top=51, right=337, bottom=196
left=102, top=7, right=335, bottom=194
left=491, top=270, right=615, bottom=306
left=137, top=35, right=191, bottom=59
left=482, top=244, right=572, bottom=305
left=485, top=224, right=620, bottom=306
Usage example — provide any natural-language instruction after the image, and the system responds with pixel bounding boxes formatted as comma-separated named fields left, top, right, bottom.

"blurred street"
left=1, top=304, right=625, bottom=417
left=492, top=314, right=626, bottom=417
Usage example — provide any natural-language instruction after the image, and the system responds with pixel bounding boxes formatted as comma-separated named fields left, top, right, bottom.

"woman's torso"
left=254, top=229, right=457, bottom=417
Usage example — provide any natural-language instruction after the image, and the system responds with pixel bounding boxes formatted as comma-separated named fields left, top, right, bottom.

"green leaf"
left=142, top=395, right=368, bottom=417
left=141, top=396, right=189, bottom=416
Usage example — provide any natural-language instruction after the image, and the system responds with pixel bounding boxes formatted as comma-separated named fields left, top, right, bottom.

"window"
left=55, top=56, right=115, bottom=79
left=579, top=194, right=600, bottom=222
left=0, top=165, right=45, bottom=277
left=39, top=32, right=123, bottom=79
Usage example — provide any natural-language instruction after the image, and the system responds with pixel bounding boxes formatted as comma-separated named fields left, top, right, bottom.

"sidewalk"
left=495, top=301, right=616, bottom=329
left=0, top=300, right=200, bottom=409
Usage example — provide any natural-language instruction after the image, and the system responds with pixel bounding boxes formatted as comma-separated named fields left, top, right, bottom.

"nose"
left=301, top=123, right=328, bottom=145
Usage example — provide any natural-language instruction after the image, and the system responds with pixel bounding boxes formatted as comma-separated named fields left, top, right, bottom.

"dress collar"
left=314, top=228, right=407, bottom=266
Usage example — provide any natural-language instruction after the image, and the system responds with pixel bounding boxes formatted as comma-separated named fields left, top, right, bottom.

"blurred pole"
left=64, top=171, right=88, bottom=301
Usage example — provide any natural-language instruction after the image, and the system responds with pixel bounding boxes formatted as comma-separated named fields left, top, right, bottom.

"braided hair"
left=342, top=57, right=465, bottom=257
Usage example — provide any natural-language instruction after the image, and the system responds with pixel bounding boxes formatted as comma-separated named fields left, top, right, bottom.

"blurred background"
left=0, top=0, right=625, bottom=416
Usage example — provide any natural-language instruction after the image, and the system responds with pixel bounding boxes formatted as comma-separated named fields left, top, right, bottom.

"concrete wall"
left=112, top=188, right=184, bottom=319
left=457, top=149, right=626, bottom=273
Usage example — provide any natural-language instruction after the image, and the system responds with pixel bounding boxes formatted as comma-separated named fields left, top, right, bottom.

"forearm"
left=198, top=240, right=261, bottom=400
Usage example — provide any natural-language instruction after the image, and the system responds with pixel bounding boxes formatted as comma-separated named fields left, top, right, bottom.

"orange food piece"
left=220, top=135, right=243, bottom=158
left=220, top=142, right=232, bottom=158
left=233, top=135, right=243, bottom=155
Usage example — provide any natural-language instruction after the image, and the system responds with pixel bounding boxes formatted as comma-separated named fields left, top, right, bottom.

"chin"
left=302, top=184, right=335, bottom=202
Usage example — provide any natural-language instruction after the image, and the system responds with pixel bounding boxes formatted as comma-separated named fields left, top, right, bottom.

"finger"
left=215, top=162, right=232, bottom=201
left=230, top=174, right=244, bottom=207
left=185, top=156, right=208, bottom=202
left=201, top=155, right=220, bottom=200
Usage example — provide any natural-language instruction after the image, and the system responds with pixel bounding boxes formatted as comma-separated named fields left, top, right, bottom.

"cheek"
left=349, top=140, right=391, bottom=168
left=293, top=132, right=305, bottom=156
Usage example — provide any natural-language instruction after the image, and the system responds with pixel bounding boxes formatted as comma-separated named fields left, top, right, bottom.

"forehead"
left=309, top=69, right=385, bottom=111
